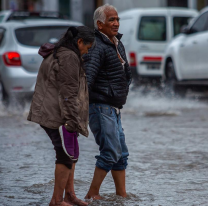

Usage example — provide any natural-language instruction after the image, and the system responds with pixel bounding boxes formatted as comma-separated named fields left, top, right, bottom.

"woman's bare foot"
left=49, top=200, right=73, bottom=206
left=65, top=192, right=88, bottom=206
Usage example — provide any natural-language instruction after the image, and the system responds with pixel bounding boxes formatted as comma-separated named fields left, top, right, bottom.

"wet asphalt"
left=1, top=88, right=208, bottom=206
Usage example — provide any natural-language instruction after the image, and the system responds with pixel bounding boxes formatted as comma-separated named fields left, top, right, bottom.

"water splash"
left=124, top=87, right=208, bottom=116
left=0, top=98, right=31, bottom=117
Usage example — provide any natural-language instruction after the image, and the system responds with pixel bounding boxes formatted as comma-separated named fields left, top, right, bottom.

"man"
left=83, top=4, right=132, bottom=199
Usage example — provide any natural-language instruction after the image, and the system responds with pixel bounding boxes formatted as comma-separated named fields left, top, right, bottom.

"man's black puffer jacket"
left=83, top=30, right=132, bottom=108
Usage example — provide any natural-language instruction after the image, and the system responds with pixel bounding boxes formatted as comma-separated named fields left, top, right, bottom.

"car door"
left=137, top=15, right=167, bottom=76
left=194, top=12, right=208, bottom=78
left=179, top=11, right=208, bottom=79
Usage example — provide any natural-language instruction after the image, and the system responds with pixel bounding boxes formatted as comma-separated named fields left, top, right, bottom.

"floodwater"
left=1, top=88, right=208, bottom=206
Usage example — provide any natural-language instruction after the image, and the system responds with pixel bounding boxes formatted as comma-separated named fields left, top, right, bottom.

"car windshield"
left=138, top=16, right=166, bottom=41
left=15, top=26, right=70, bottom=47
left=173, top=16, right=192, bottom=36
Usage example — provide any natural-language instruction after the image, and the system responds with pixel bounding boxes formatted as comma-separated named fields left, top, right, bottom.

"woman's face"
left=77, top=39, right=93, bottom=56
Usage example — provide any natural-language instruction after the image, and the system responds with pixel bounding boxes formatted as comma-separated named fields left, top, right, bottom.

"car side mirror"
left=181, top=25, right=190, bottom=34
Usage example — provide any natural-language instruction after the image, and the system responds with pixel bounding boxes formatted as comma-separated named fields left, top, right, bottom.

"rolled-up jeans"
left=89, top=103, right=129, bottom=173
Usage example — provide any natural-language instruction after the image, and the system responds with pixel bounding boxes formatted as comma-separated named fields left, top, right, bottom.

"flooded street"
left=1, top=89, right=208, bottom=206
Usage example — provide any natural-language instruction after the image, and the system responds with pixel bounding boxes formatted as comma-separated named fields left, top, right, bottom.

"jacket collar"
left=95, top=29, right=123, bottom=45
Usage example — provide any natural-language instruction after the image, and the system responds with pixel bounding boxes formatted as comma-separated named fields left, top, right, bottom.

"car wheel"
left=165, top=60, right=186, bottom=97
left=0, top=81, right=9, bottom=105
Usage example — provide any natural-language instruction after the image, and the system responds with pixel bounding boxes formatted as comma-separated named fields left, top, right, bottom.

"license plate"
left=147, top=64, right=160, bottom=70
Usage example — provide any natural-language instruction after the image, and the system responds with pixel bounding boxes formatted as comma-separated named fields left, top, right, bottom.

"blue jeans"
left=89, top=103, right=129, bottom=173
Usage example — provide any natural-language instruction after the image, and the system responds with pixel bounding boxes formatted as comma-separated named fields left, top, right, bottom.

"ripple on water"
left=74, top=178, right=89, bottom=186
left=87, top=193, right=142, bottom=206
left=24, top=179, right=54, bottom=194
left=143, top=110, right=181, bottom=117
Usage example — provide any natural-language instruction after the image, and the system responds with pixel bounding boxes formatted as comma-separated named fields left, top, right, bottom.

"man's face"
left=98, top=9, right=120, bottom=39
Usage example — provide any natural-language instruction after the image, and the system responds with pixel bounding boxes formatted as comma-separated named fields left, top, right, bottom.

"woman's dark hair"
left=53, top=26, right=95, bottom=60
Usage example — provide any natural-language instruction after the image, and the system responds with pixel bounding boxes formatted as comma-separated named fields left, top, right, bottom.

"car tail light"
left=129, top=52, right=137, bottom=67
left=3, top=52, right=22, bottom=66
left=143, top=56, right=163, bottom=62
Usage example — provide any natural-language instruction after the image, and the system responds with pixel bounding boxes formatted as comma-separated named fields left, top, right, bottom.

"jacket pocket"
left=100, top=106, right=113, bottom=116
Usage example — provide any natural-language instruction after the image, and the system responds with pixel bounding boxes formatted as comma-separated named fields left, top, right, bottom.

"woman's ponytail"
left=68, top=27, right=78, bottom=38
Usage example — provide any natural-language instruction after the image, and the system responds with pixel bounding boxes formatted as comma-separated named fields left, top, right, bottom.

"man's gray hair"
left=93, top=4, right=117, bottom=29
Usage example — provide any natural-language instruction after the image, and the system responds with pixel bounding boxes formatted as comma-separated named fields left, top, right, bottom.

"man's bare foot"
left=85, top=194, right=102, bottom=200
left=65, top=192, right=88, bottom=206
left=49, top=200, right=73, bottom=206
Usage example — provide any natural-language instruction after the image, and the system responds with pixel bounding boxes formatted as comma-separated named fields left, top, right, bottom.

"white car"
left=0, top=10, right=66, bottom=22
left=119, top=8, right=198, bottom=82
left=0, top=19, right=82, bottom=103
left=162, top=7, right=208, bottom=92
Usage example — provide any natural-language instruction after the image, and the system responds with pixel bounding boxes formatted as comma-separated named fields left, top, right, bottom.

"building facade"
left=104, top=0, right=208, bottom=11
left=2, top=0, right=208, bottom=12
left=1, top=0, right=208, bottom=27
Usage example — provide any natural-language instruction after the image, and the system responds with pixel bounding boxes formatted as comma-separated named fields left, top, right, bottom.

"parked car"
left=0, top=19, right=82, bottom=102
left=162, top=6, right=208, bottom=93
left=118, top=8, right=198, bottom=82
left=0, top=10, right=67, bottom=23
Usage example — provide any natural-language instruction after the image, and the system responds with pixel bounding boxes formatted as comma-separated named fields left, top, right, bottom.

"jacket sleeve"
left=57, top=53, right=80, bottom=132
left=83, top=46, right=104, bottom=91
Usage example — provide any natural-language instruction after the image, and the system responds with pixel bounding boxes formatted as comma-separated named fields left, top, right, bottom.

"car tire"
left=165, top=60, right=186, bottom=97
left=0, top=81, right=9, bottom=105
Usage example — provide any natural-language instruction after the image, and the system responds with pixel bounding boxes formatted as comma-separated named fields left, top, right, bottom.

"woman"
left=27, top=26, right=95, bottom=206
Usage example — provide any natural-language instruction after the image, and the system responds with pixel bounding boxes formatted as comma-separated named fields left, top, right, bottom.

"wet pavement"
left=1, top=88, right=208, bottom=206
